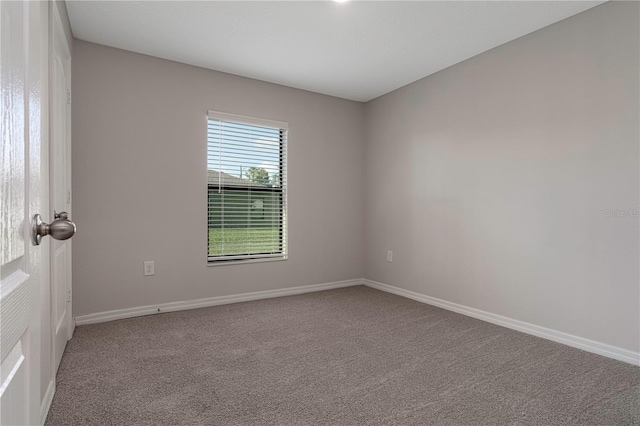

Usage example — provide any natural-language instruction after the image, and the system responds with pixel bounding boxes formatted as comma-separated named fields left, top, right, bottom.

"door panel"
left=0, top=1, right=47, bottom=423
left=0, top=0, right=25, bottom=266
left=50, top=5, right=72, bottom=371
left=0, top=2, right=31, bottom=422
left=0, top=340, right=27, bottom=425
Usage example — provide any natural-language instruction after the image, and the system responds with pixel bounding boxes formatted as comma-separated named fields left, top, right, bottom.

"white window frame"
left=207, top=110, right=288, bottom=266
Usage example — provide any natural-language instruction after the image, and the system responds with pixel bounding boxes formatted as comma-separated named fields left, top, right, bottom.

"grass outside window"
left=208, top=228, right=281, bottom=257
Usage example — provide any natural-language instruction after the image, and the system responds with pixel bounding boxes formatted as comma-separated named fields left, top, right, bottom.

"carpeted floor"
left=46, top=286, right=639, bottom=425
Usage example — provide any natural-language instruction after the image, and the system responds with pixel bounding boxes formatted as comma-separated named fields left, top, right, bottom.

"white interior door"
left=0, top=1, right=46, bottom=424
left=50, top=6, right=72, bottom=373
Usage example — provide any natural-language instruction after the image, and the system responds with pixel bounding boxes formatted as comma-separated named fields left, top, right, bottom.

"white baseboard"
left=73, top=277, right=639, bottom=366
left=363, top=279, right=640, bottom=366
left=75, top=279, right=363, bottom=326
left=39, top=380, right=55, bottom=425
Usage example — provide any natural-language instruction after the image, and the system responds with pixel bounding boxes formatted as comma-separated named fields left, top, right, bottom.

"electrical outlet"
left=143, top=261, right=155, bottom=276
left=387, top=250, right=393, bottom=262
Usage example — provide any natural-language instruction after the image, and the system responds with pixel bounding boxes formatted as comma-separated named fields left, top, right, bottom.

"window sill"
left=207, top=256, right=288, bottom=267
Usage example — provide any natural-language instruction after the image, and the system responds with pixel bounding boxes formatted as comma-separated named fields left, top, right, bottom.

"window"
left=207, top=111, right=287, bottom=264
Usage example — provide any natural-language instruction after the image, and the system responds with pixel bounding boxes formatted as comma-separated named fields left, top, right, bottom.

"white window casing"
left=206, top=111, right=288, bottom=265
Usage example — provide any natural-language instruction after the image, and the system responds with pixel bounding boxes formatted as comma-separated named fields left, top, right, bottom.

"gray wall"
left=73, top=2, right=639, bottom=354
left=72, top=41, right=365, bottom=316
left=364, top=2, right=639, bottom=352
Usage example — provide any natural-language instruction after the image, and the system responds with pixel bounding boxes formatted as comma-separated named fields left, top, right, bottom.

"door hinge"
left=67, top=191, right=71, bottom=204
left=67, top=288, right=72, bottom=303
left=67, top=89, right=71, bottom=105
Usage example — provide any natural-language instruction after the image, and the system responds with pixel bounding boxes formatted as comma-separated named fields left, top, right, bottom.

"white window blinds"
left=207, top=111, right=288, bottom=264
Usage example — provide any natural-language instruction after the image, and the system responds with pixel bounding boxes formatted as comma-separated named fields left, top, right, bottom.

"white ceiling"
left=67, top=1, right=606, bottom=102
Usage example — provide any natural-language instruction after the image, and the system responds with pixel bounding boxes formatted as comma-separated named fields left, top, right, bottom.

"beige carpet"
left=46, top=286, right=639, bottom=425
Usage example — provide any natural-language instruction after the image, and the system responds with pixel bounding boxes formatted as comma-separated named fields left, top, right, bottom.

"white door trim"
left=49, top=1, right=73, bottom=376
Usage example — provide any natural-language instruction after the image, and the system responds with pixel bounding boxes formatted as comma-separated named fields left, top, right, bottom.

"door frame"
left=38, top=2, right=73, bottom=423
left=48, top=0, right=73, bottom=376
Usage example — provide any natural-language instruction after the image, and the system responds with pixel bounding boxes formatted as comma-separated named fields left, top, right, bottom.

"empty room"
left=1, top=0, right=639, bottom=425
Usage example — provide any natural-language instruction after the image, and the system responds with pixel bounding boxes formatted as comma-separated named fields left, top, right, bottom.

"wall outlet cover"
left=143, top=261, right=155, bottom=276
